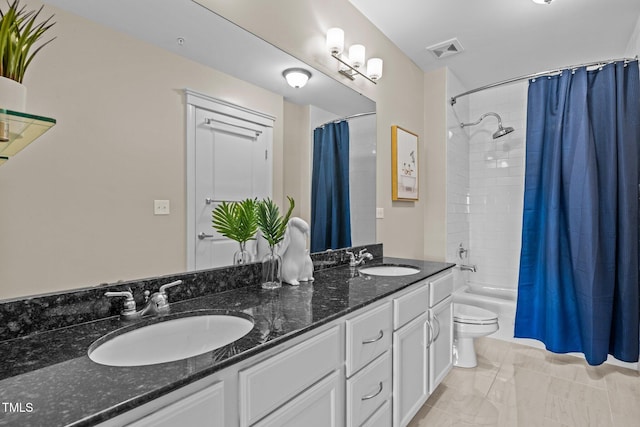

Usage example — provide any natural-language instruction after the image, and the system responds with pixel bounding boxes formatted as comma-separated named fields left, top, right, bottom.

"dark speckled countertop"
left=0, top=257, right=453, bottom=427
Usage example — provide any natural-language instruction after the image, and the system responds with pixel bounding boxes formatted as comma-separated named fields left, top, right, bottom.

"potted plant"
left=211, top=198, right=259, bottom=265
left=256, top=196, right=295, bottom=289
left=0, top=0, right=55, bottom=112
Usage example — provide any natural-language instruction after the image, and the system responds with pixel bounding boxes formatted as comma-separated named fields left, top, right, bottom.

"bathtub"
left=454, top=282, right=639, bottom=370
left=453, top=282, right=517, bottom=342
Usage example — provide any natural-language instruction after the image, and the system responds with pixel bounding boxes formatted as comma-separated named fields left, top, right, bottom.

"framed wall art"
left=391, top=125, right=419, bottom=201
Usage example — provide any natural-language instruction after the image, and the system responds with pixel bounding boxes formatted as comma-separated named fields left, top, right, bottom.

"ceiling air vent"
left=426, top=38, right=464, bottom=59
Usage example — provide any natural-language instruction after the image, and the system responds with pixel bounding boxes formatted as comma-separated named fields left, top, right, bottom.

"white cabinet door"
left=429, top=296, right=453, bottom=393
left=127, top=381, right=224, bottom=427
left=253, top=370, right=342, bottom=427
left=393, top=311, right=430, bottom=427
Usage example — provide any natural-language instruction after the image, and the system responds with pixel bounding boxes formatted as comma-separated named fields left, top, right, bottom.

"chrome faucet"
left=346, top=248, right=374, bottom=267
left=105, top=280, right=183, bottom=321
left=458, top=264, right=477, bottom=273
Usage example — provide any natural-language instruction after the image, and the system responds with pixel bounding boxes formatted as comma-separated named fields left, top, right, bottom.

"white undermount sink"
left=88, top=311, right=254, bottom=367
left=358, top=264, right=421, bottom=277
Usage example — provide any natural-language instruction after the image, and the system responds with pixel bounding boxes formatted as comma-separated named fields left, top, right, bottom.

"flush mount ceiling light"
left=326, top=27, right=383, bottom=84
left=283, top=68, right=312, bottom=88
left=531, top=0, right=553, bottom=4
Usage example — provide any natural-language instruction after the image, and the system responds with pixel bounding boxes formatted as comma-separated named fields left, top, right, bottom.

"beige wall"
left=423, top=68, right=448, bottom=262
left=0, top=2, right=284, bottom=299
left=196, top=0, right=436, bottom=261
left=283, top=101, right=312, bottom=224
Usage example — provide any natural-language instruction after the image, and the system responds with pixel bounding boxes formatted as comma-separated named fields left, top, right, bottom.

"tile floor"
left=408, top=337, right=640, bottom=427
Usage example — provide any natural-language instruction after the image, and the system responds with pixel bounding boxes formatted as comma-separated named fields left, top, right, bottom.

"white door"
left=186, top=91, right=274, bottom=271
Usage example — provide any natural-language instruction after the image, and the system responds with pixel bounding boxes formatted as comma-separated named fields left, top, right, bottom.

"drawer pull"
left=362, top=330, right=384, bottom=344
left=361, top=381, right=384, bottom=401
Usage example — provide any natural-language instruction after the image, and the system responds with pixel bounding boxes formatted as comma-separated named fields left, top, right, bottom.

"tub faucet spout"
left=459, top=264, right=477, bottom=273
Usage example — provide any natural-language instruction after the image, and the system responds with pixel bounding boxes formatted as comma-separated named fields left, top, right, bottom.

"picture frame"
left=391, top=125, right=419, bottom=201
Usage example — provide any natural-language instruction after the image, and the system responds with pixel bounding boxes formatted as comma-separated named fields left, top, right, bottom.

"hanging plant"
left=256, top=196, right=295, bottom=247
left=0, top=0, right=55, bottom=83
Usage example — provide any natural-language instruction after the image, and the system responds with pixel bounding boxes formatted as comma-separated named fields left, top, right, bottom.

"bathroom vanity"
left=0, top=249, right=454, bottom=427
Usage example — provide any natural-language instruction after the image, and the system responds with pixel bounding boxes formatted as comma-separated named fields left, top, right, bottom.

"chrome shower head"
left=493, top=124, right=515, bottom=139
left=460, top=112, right=514, bottom=140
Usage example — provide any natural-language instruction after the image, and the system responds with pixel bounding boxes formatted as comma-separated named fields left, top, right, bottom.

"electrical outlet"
left=154, top=200, right=170, bottom=215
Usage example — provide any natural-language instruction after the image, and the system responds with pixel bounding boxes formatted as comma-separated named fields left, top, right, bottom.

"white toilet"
left=453, top=303, right=499, bottom=368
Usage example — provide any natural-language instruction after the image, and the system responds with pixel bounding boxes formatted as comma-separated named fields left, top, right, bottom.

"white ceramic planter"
left=0, top=76, right=26, bottom=112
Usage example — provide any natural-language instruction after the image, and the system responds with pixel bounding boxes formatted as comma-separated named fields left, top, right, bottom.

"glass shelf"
left=0, top=109, right=56, bottom=163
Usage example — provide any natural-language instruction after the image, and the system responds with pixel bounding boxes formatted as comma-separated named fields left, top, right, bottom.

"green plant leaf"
left=256, top=196, right=295, bottom=246
left=0, top=0, right=55, bottom=83
left=211, top=198, right=258, bottom=244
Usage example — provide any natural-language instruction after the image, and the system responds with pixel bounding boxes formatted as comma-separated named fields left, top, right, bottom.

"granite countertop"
left=0, top=257, right=454, bottom=427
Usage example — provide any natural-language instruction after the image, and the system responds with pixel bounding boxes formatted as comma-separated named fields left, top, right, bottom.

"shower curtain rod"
left=450, top=56, right=638, bottom=106
left=316, top=111, right=376, bottom=129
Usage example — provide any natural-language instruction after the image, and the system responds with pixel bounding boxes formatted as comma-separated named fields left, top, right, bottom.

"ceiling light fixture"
left=326, top=27, right=383, bottom=84
left=531, top=0, right=553, bottom=4
left=283, top=68, right=312, bottom=88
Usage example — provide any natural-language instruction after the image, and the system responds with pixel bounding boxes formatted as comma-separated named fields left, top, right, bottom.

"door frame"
left=185, top=89, right=275, bottom=270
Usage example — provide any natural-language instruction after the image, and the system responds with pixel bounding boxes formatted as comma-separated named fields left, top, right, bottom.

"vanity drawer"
left=393, top=281, right=429, bottom=330
left=346, top=302, right=393, bottom=376
left=346, top=351, right=392, bottom=427
left=239, top=326, right=341, bottom=426
left=362, top=399, right=391, bottom=427
left=429, top=271, right=453, bottom=307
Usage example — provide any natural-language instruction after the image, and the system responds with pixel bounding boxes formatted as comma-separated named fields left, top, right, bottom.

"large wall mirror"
left=0, top=0, right=376, bottom=300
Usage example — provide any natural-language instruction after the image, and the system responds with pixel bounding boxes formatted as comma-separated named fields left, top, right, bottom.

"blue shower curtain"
left=310, top=121, right=352, bottom=252
left=515, top=61, right=640, bottom=365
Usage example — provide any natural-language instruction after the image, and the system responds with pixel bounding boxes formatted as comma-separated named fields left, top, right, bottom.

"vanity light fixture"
left=326, top=27, right=383, bottom=84
left=283, top=68, right=312, bottom=88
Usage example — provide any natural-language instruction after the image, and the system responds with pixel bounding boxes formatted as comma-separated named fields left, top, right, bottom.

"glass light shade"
left=326, top=27, right=344, bottom=55
left=367, top=58, right=383, bottom=80
left=283, top=68, right=311, bottom=88
left=349, top=44, right=366, bottom=68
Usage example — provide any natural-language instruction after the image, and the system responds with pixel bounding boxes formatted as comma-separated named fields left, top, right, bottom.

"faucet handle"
left=358, top=248, right=369, bottom=256
left=105, top=291, right=136, bottom=315
left=159, top=279, right=183, bottom=295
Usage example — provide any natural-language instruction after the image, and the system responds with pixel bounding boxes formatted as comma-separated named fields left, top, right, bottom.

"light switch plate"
left=376, top=207, right=384, bottom=219
left=154, top=200, right=170, bottom=215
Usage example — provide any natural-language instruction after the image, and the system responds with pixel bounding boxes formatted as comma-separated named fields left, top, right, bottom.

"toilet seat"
left=454, top=303, right=498, bottom=325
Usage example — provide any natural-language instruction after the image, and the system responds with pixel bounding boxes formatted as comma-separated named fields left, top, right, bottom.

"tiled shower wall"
left=446, top=70, right=470, bottom=289
left=466, top=82, right=528, bottom=289
left=446, top=70, right=528, bottom=291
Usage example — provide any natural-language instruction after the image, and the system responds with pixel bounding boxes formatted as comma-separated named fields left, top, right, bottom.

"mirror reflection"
left=0, top=0, right=376, bottom=300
